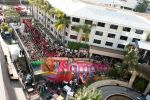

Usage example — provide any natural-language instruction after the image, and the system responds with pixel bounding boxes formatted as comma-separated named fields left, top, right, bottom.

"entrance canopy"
left=136, top=41, right=150, bottom=51
left=90, top=45, right=124, bottom=59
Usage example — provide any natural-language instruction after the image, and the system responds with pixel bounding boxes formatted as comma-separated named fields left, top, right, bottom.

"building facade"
left=81, top=0, right=144, bottom=11
left=33, top=0, right=150, bottom=58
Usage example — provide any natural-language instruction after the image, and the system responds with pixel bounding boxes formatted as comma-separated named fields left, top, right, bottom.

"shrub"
left=133, top=76, right=148, bottom=92
left=67, top=41, right=89, bottom=50
left=135, top=2, right=148, bottom=13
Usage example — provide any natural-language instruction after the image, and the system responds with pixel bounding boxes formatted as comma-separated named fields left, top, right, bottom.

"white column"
left=128, top=71, right=137, bottom=88
left=144, top=81, right=150, bottom=95
left=143, top=50, right=147, bottom=59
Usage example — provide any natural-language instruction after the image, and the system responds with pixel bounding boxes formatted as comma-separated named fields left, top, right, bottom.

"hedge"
left=67, top=41, right=89, bottom=50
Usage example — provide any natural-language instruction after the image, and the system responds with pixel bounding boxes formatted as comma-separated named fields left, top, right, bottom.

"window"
left=123, top=27, right=131, bottom=32
left=47, top=25, right=50, bottom=28
left=120, top=36, right=128, bottom=41
left=50, top=27, right=53, bottom=31
left=52, top=14, right=54, bottom=18
left=132, top=38, right=140, bottom=42
left=65, top=32, right=68, bottom=36
left=95, top=31, right=103, bottom=36
left=72, top=17, right=80, bottom=22
left=85, top=20, right=92, bottom=25
left=110, top=24, right=118, bottom=30
left=82, top=37, right=86, bottom=41
left=108, top=33, right=116, bottom=38
left=97, top=22, right=105, bottom=27
left=64, top=40, right=67, bottom=44
left=105, top=41, right=113, bottom=46
left=70, top=35, right=77, bottom=39
left=51, top=21, right=54, bottom=24
left=55, top=31, right=57, bottom=35
left=51, top=21, right=53, bottom=24
left=93, top=39, right=101, bottom=44
left=117, top=44, right=125, bottom=49
left=71, top=26, right=76, bottom=31
left=48, top=18, right=50, bottom=22
left=135, top=29, right=143, bottom=34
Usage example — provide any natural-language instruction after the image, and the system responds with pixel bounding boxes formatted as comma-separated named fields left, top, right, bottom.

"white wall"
left=33, top=6, right=150, bottom=53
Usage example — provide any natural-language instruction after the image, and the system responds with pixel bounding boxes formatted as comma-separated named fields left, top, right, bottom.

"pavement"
left=0, top=62, right=9, bottom=100
left=88, top=80, right=146, bottom=100
left=99, top=85, right=146, bottom=100
left=0, top=35, right=27, bottom=100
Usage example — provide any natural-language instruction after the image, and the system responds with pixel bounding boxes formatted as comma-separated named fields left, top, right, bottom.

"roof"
left=82, top=0, right=139, bottom=9
left=136, top=41, right=150, bottom=51
left=47, top=0, right=150, bottom=31
left=8, top=44, right=21, bottom=56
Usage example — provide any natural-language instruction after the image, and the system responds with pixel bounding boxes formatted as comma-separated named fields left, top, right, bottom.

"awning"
left=90, top=45, right=124, bottom=59
left=136, top=41, right=150, bottom=51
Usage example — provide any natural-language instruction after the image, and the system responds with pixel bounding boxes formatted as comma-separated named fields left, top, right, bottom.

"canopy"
left=136, top=41, right=150, bottom=51
left=8, top=44, right=21, bottom=62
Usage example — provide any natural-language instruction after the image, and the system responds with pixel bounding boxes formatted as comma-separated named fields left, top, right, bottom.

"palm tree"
left=42, top=0, right=52, bottom=27
left=70, top=25, right=81, bottom=42
left=71, top=86, right=102, bottom=100
left=72, top=24, right=91, bottom=43
left=28, top=0, right=36, bottom=16
left=123, top=44, right=139, bottom=70
left=55, top=14, right=70, bottom=43
left=54, top=8, right=65, bottom=18
left=32, top=0, right=44, bottom=20
left=81, top=24, right=91, bottom=42
left=123, top=44, right=139, bottom=87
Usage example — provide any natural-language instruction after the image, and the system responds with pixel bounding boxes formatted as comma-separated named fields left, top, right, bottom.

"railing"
left=10, top=23, right=32, bottom=72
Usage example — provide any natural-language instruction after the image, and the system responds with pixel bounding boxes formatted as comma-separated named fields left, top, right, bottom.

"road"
left=98, top=85, right=146, bottom=100
left=0, top=40, right=27, bottom=100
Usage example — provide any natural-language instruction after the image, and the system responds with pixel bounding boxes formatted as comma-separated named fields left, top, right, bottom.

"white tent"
left=146, top=95, right=150, bottom=100
left=8, top=44, right=21, bottom=62
left=136, top=41, right=150, bottom=51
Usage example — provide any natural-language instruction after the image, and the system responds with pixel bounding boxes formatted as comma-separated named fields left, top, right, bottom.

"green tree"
left=42, top=0, right=52, bottom=27
left=4, top=8, right=20, bottom=22
left=54, top=9, right=65, bottom=18
left=123, top=44, right=139, bottom=70
left=28, top=0, right=36, bottom=16
left=55, top=14, right=70, bottom=42
left=133, top=76, right=148, bottom=92
left=33, top=0, right=44, bottom=19
left=135, top=2, right=148, bottom=13
left=82, top=24, right=91, bottom=42
left=72, top=24, right=91, bottom=42
left=71, top=86, right=102, bottom=100
left=115, top=63, right=129, bottom=80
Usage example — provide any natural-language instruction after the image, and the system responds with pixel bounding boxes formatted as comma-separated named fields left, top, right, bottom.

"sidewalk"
left=0, top=35, right=27, bottom=100
left=0, top=62, right=9, bottom=100
left=88, top=79, right=129, bottom=90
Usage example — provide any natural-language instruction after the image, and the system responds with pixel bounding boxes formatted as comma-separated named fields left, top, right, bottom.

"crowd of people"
left=16, top=22, right=88, bottom=61
left=91, top=54, right=122, bottom=67
left=17, top=29, right=43, bottom=61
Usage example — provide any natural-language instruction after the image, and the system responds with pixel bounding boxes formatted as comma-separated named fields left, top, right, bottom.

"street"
left=0, top=39, right=26, bottom=100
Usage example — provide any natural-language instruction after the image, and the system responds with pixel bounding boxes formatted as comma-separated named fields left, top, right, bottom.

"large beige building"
left=33, top=0, right=150, bottom=59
